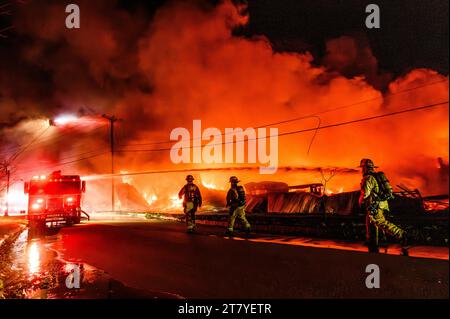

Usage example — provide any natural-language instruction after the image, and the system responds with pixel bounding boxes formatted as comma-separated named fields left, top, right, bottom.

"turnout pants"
left=184, top=202, right=198, bottom=230
left=227, top=205, right=251, bottom=231
left=366, top=208, right=405, bottom=250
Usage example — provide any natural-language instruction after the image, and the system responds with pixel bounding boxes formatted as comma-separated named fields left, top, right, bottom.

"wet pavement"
left=0, top=216, right=448, bottom=298
left=0, top=226, right=182, bottom=299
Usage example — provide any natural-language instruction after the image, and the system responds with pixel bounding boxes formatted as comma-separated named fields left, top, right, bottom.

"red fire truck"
left=24, top=170, right=87, bottom=228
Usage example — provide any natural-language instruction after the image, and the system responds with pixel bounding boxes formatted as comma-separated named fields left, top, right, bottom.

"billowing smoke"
left=0, top=0, right=448, bottom=212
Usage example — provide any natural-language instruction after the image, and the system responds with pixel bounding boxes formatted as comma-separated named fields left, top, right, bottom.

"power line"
left=1, top=123, right=107, bottom=157
left=0, top=123, right=49, bottom=158
left=0, top=127, right=108, bottom=168
left=56, top=148, right=111, bottom=162
left=8, top=125, right=51, bottom=163
left=2, top=121, right=105, bottom=149
left=15, top=147, right=111, bottom=170
left=82, top=165, right=359, bottom=180
left=102, top=114, right=121, bottom=212
left=11, top=100, right=449, bottom=177
left=277, top=101, right=448, bottom=138
left=255, top=78, right=449, bottom=129
left=15, top=151, right=111, bottom=177
left=119, top=78, right=449, bottom=148
left=3, top=123, right=110, bottom=177
left=1, top=121, right=50, bottom=216
left=116, top=100, right=449, bottom=153
left=1, top=78, right=446, bottom=160
left=46, top=151, right=110, bottom=167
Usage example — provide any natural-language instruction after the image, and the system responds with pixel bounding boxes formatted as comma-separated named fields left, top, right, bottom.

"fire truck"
left=24, top=170, right=87, bottom=228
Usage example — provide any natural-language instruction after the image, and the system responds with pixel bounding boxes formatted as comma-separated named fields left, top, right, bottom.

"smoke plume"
left=0, top=0, right=448, bottom=211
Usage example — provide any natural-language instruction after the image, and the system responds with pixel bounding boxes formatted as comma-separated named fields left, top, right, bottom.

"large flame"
left=0, top=1, right=448, bottom=213
left=169, top=194, right=183, bottom=210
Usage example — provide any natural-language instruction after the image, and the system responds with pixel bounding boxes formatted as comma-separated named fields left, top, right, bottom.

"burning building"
left=0, top=0, right=448, bottom=216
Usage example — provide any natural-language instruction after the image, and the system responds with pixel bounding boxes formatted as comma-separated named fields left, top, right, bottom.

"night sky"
left=242, top=0, right=448, bottom=75
left=134, top=0, right=449, bottom=75
left=1, top=0, right=448, bottom=76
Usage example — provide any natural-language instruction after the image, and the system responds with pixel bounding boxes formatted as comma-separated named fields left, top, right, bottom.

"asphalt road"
left=42, top=218, right=449, bottom=299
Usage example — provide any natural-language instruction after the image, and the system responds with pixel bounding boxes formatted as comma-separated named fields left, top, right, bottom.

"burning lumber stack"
left=245, top=182, right=436, bottom=216
left=323, top=191, right=361, bottom=215
left=267, top=192, right=321, bottom=214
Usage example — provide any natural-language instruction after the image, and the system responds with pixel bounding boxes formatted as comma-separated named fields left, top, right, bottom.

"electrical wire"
left=116, top=100, right=449, bottom=153
left=8, top=125, right=51, bottom=163
left=8, top=97, right=449, bottom=177
left=119, top=78, right=449, bottom=148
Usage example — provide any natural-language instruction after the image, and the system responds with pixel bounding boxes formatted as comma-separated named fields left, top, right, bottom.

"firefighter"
left=178, top=175, right=202, bottom=233
left=225, top=176, right=251, bottom=236
left=358, top=158, right=408, bottom=255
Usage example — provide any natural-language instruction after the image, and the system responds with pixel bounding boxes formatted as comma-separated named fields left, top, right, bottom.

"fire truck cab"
left=24, top=170, right=86, bottom=228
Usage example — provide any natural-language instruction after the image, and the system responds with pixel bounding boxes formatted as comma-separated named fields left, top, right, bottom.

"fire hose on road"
left=81, top=210, right=90, bottom=221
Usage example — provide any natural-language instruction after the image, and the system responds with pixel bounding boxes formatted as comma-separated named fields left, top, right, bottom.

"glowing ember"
left=202, top=181, right=219, bottom=190
left=200, top=176, right=226, bottom=190
left=325, top=187, right=345, bottom=195
left=120, top=170, right=133, bottom=184
left=144, top=193, right=158, bottom=205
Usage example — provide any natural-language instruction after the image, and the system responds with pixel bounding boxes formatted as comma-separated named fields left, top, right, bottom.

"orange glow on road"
left=28, top=242, right=40, bottom=275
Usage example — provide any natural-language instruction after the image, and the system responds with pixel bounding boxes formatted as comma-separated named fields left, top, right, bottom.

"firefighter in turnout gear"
left=225, top=176, right=251, bottom=236
left=178, top=175, right=202, bottom=233
left=358, top=159, right=409, bottom=255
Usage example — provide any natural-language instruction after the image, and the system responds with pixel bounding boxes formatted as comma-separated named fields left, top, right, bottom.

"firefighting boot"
left=224, top=229, right=234, bottom=237
left=401, top=247, right=409, bottom=256
left=400, top=233, right=409, bottom=256
left=367, top=243, right=379, bottom=253
left=244, top=227, right=251, bottom=237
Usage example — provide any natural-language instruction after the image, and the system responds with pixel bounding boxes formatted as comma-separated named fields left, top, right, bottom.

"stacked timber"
left=267, top=192, right=321, bottom=214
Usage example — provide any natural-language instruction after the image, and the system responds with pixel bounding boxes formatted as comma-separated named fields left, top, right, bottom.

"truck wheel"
left=29, top=220, right=45, bottom=231
left=66, top=217, right=81, bottom=226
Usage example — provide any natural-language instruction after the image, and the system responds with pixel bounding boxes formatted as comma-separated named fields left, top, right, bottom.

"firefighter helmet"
left=186, top=175, right=194, bottom=182
left=358, top=158, right=378, bottom=168
left=229, top=176, right=240, bottom=183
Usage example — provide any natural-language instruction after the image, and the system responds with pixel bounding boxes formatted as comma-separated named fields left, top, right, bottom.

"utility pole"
left=1, top=162, right=10, bottom=217
left=102, top=114, right=120, bottom=212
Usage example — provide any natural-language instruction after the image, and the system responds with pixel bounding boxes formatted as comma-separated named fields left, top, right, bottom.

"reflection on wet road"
left=3, top=229, right=85, bottom=298
left=0, top=218, right=447, bottom=298
left=27, top=242, right=40, bottom=275
left=1, top=228, right=180, bottom=299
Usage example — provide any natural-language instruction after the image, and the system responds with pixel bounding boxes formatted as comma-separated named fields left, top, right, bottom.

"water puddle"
left=1, top=228, right=183, bottom=299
